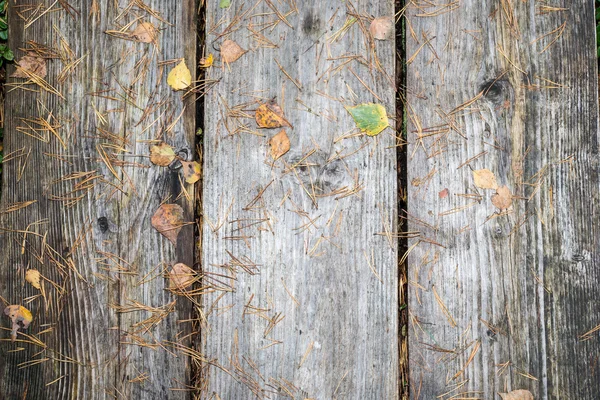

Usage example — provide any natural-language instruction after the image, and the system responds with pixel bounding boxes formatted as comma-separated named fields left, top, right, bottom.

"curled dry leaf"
left=150, top=142, right=176, bottom=166
left=11, top=53, right=47, bottom=78
left=131, top=21, right=157, bottom=43
left=472, top=168, right=498, bottom=190
left=25, top=269, right=41, bottom=289
left=151, top=204, right=184, bottom=245
left=4, top=305, right=33, bottom=342
left=255, top=102, right=292, bottom=128
left=268, top=130, right=290, bottom=160
left=180, top=160, right=201, bottom=184
left=491, top=185, right=513, bottom=210
left=369, top=16, right=394, bottom=40
left=167, top=60, right=192, bottom=91
left=345, top=103, right=389, bottom=136
left=221, top=39, right=246, bottom=64
left=199, top=54, right=214, bottom=68
left=169, top=263, right=196, bottom=289
left=499, top=389, right=534, bottom=400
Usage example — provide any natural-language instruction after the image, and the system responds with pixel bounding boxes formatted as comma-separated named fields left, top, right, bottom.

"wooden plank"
left=0, top=1, right=195, bottom=398
left=406, top=1, right=600, bottom=398
left=202, top=1, right=398, bottom=398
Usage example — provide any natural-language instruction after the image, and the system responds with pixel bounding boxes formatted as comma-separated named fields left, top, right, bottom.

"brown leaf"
left=180, top=160, right=201, bottom=184
left=268, top=130, right=290, bottom=160
left=4, top=305, right=33, bottom=342
left=131, top=21, right=157, bottom=43
left=369, top=16, right=394, bottom=40
left=151, top=204, right=184, bottom=245
left=150, top=142, right=176, bottom=166
left=255, top=102, right=292, bottom=128
left=439, top=188, right=449, bottom=199
left=221, top=39, right=246, bottom=64
left=499, top=390, right=534, bottom=400
left=472, top=169, right=498, bottom=190
left=169, top=263, right=196, bottom=289
left=25, top=269, right=41, bottom=289
left=491, top=185, right=513, bottom=210
left=11, top=53, right=47, bottom=78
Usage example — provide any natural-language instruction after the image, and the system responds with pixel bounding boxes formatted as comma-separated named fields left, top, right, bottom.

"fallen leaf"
left=439, top=188, right=449, bottom=199
left=167, top=60, right=192, bottom=91
left=219, top=0, right=231, bottom=8
left=169, top=263, right=196, bottom=289
left=345, top=103, right=389, bottom=136
left=491, top=185, right=513, bottom=210
left=180, top=160, right=201, bottom=184
left=499, top=389, right=534, bottom=400
left=25, top=269, right=41, bottom=289
left=11, top=53, right=47, bottom=78
left=199, top=54, right=214, bottom=68
left=150, top=142, right=177, bottom=166
left=151, top=204, right=184, bottom=245
left=221, top=39, right=246, bottom=64
left=369, top=16, right=394, bottom=40
left=131, top=21, right=157, bottom=43
left=472, top=169, right=498, bottom=190
left=4, top=305, right=33, bottom=342
left=255, top=102, right=292, bottom=128
left=268, top=130, right=290, bottom=160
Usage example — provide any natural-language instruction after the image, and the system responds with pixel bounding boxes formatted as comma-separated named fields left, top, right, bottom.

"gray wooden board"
left=0, top=1, right=195, bottom=398
left=202, top=0, right=398, bottom=398
left=406, top=1, right=600, bottom=398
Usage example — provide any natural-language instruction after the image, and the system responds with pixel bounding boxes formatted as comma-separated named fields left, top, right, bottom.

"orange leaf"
left=151, top=204, right=184, bottom=245
left=255, top=102, right=292, bottom=129
left=268, top=130, right=290, bottom=160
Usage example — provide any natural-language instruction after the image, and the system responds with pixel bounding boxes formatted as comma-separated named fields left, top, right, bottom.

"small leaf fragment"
left=439, top=188, right=449, bottom=199
left=219, top=0, right=231, bottom=8
left=151, top=204, right=184, bottom=245
left=131, top=21, right=157, bottom=43
left=25, top=269, right=41, bottom=289
left=150, top=142, right=176, bottom=166
left=472, top=169, right=498, bottom=190
left=255, top=102, right=292, bottom=128
left=221, top=39, right=246, bottom=64
left=499, top=390, right=534, bottom=400
left=167, top=60, right=192, bottom=91
left=268, top=130, right=290, bottom=160
left=345, top=103, right=389, bottom=136
left=491, top=185, right=513, bottom=210
left=169, top=263, right=196, bottom=289
left=199, top=54, right=214, bottom=68
left=11, top=53, right=47, bottom=78
left=4, top=305, right=33, bottom=342
left=369, top=16, right=394, bottom=40
left=180, top=160, right=201, bottom=184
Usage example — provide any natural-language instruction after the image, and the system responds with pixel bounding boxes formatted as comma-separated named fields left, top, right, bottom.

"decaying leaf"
left=492, top=185, right=513, bottom=210
left=199, top=54, right=214, bottom=68
left=167, top=60, right=192, bottom=91
left=131, top=21, right=157, bottom=43
left=268, top=130, right=290, bottom=160
left=151, top=204, right=184, bottom=245
left=169, top=263, right=196, bottom=289
left=221, top=39, right=246, bottom=64
left=439, top=188, right=449, bottom=199
left=472, top=168, right=498, bottom=190
left=150, top=142, right=176, bottom=166
left=499, top=389, right=534, bottom=400
left=255, top=102, right=292, bottom=128
left=345, top=103, right=389, bottom=136
left=180, top=160, right=201, bottom=184
left=369, top=16, right=394, bottom=40
left=11, top=53, right=47, bottom=78
left=25, top=269, right=41, bottom=289
left=4, top=305, right=33, bottom=342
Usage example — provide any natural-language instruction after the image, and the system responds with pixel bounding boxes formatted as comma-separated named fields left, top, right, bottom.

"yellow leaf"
left=472, top=169, right=498, bottom=190
left=181, top=160, right=201, bottom=184
left=25, top=269, right=41, bottom=289
left=345, top=103, right=389, bottom=136
left=167, top=60, right=191, bottom=91
left=199, top=54, right=214, bottom=68
left=150, top=142, right=177, bottom=166
left=4, top=305, right=33, bottom=342
left=255, top=102, right=292, bottom=128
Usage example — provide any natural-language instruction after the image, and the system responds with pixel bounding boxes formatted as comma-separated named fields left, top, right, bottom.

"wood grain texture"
left=406, top=1, right=600, bottom=398
left=0, top=1, right=195, bottom=398
left=202, top=1, right=398, bottom=398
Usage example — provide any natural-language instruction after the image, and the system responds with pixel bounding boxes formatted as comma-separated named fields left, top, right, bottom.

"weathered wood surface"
left=201, top=1, right=398, bottom=398
left=407, top=1, right=600, bottom=399
left=0, top=1, right=195, bottom=398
